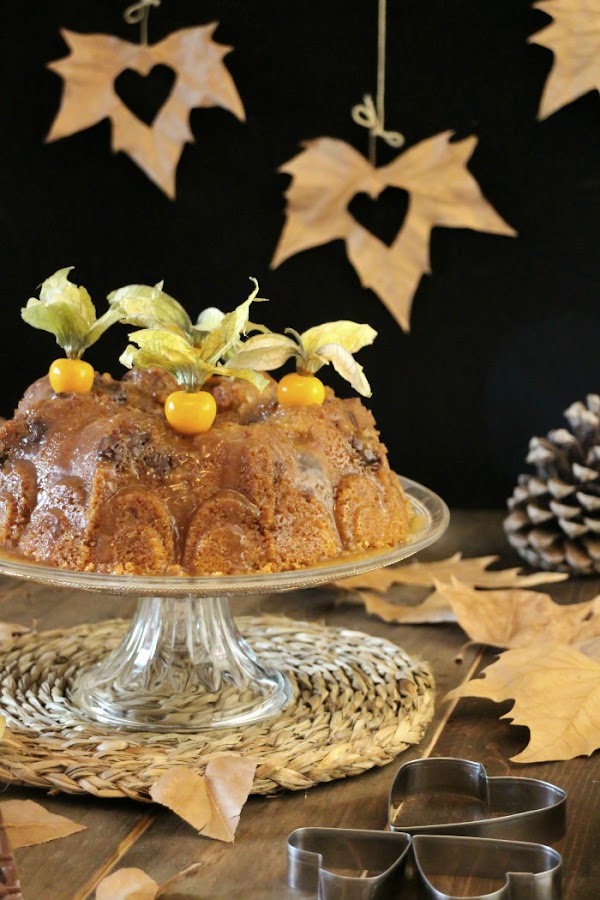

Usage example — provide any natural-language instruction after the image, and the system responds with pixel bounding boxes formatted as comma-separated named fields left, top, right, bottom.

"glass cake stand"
left=0, top=477, right=448, bottom=732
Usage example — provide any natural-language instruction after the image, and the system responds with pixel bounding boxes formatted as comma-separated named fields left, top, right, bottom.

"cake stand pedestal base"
left=72, top=595, right=292, bottom=731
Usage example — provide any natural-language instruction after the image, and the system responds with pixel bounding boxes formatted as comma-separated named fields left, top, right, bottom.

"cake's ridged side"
left=0, top=371, right=411, bottom=575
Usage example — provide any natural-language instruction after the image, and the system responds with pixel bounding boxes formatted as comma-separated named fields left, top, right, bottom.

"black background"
left=1, top=1, right=598, bottom=507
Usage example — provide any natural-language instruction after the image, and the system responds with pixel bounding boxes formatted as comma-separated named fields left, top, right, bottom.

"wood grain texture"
left=0, top=511, right=597, bottom=898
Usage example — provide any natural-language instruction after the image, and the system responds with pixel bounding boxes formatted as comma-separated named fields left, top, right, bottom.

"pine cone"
left=504, top=394, right=600, bottom=575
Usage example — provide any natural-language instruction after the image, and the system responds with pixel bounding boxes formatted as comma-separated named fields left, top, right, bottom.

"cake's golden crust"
left=0, top=370, right=412, bottom=575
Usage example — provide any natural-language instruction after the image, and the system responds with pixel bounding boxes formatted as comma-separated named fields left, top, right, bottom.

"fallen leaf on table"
left=95, top=862, right=203, bottom=900
left=0, top=622, right=32, bottom=642
left=156, top=862, right=203, bottom=897
left=1, top=799, right=86, bottom=848
left=150, top=755, right=256, bottom=842
left=446, top=644, right=600, bottom=763
left=435, top=578, right=600, bottom=649
left=335, top=553, right=569, bottom=593
left=341, top=586, right=457, bottom=624
left=96, top=867, right=159, bottom=900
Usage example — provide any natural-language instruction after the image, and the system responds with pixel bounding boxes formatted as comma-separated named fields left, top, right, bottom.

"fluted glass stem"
left=72, top=595, right=292, bottom=731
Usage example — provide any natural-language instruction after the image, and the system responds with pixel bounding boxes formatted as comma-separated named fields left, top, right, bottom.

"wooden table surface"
left=0, top=511, right=598, bottom=899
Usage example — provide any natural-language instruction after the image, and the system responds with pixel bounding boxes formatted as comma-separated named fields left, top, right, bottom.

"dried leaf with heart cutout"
left=0, top=800, right=86, bottom=849
left=434, top=578, right=600, bottom=649
left=47, top=25, right=245, bottom=198
left=530, top=0, right=600, bottom=119
left=150, top=756, right=256, bottom=842
left=575, top=636, right=600, bottom=660
left=447, top=644, right=600, bottom=762
left=272, top=134, right=515, bottom=331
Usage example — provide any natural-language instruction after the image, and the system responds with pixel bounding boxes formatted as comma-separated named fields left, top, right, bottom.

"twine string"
left=124, top=0, right=161, bottom=45
left=351, top=95, right=404, bottom=149
left=351, top=0, right=404, bottom=164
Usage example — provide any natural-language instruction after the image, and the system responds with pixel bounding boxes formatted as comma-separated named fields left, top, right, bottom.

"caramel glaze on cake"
left=0, top=369, right=412, bottom=575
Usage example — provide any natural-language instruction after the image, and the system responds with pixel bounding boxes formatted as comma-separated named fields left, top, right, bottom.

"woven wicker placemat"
left=0, top=616, right=434, bottom=800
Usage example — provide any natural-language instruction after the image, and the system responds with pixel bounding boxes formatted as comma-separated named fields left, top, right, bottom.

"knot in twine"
left=124, top=0, right=161, bottom=25
left=351, top=95, right=404, bottom=149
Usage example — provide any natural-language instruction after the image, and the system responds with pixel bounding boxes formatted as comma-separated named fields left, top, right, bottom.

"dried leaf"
left=96, top=868, right=159, bottom=900
left=47, top=26, right=245, bottom=199
left=156, top=862, right=203, bottom=897
left=573, top=636, right=600, bottom=660
left=0, top=622, right=32, bottom=642
left=530, top=0, right=600, bottom=119
left=435, top=578, right=600, bottom=649
left=447, top=645, right=600, bottom=762
left=203, top=755, right=257, bottom=842
left=335, top=553, right=569, bottom=592
left=1, top=800, right=86, bottom=849
left=339, top=586, right=456, bottom=624
left=272, top=134, right=515, bottom=331
left=150, top=756, right=256, bottom=842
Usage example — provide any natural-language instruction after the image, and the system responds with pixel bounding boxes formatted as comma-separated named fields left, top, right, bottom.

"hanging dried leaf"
left=272, top=134, right=515, bottom=331
left=575, top=636, right=600, bottom=660
left=335, top=553, right=568, bottom=592
left=447, top=644, right=600, bottom=762
left=0, top=800, right=86, bottom=849
left=150, top=756, right=256, bottom=842
left=47, top=26, right=245, bottom=198
left=530, top=0, right=600, bottom=119
left=96, top=868, right=159, bottom=900
left=435, top=578, right=600, bottom=648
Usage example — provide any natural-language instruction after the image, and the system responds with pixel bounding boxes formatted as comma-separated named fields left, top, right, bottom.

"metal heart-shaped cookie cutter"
left=288, top=827, right=411, bottom=899
left=287, top=828, right=562, bottom=900
left=286, top=757, right=566, bottom=899
left=411, top=834, right=561, bottom=900
left=389, top=757, right=566, bottom=842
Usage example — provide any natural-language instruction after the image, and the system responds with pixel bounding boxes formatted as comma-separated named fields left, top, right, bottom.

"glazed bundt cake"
left=0, top=369, right=412, bottom=575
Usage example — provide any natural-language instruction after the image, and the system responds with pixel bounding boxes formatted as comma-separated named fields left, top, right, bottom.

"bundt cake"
left=0, top=369, right=412, bottom=575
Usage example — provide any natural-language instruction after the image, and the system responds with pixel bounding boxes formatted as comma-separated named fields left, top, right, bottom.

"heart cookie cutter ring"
left=389, top=757, right=566, bottom=842
left=287, top=827, right=411, bottom=900
left=411, top=834, right=562, bottom=900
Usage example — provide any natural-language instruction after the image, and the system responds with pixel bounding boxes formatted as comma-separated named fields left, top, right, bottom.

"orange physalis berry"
left=164, top=390, right=217, bottom=435
left=277, top=372, right=326, bottom=407
left=49, top=358, right=95, bottom=393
